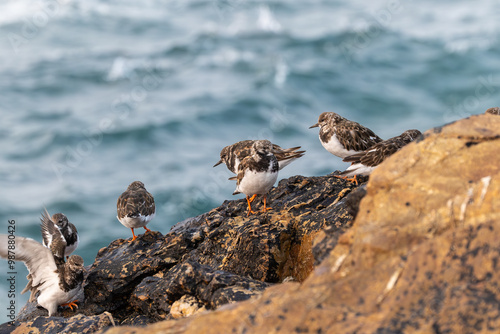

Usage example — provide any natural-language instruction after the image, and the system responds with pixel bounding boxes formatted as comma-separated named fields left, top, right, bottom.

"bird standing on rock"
left=309, top=112, right=383, bottom=158
left=231, top=140, right=279, bottom=216
left=340, top=129, right=422, bottom=182
left=117, top=181, right=156, bottom=242
left=214, top=139, right=304, bottom=173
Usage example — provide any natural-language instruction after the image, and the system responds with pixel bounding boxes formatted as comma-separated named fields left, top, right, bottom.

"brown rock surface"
left=1, top=313, right=115, bottom=334
left=98, top=114, right=500, bottom=333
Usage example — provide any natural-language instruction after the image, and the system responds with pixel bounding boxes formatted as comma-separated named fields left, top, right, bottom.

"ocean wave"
left=194, top=47, right=256, bottom=68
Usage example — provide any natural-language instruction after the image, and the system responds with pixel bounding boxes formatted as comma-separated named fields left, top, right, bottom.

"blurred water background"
left=1, top=0, right=500, bottom=323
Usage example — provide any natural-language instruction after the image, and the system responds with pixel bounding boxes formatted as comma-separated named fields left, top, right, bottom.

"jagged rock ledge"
left=1, top=159, right=359, bottom=333
left=2, top=114, right=499, bottom=334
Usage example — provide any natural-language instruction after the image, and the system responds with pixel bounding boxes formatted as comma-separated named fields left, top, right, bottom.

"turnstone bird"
left=41, top=209, right=79, bottom=261
left=309, top=112, right=383, bottom=158
left=117, top=181, right=156, bottom=242
left=214, top=140, right=305, bottom=173
left=485, top=107, right=500, bottom=115
left=340, top=129, right=422, bottom=180
left=0, top=234, right=84, bottom=317
left=231, top=140, right=279, bottom=216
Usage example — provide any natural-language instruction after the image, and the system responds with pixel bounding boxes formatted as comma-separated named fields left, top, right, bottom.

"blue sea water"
left=1, top=0, right=500, bottom=324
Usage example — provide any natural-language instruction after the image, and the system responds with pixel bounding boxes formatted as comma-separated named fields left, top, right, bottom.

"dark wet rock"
left=6, top=173, right=356, bottom=332
left=344, top=183, right=367, bottom=219
left=129, top=260, right=270, bottom=321
left=83, top=231, right=177, bottom=318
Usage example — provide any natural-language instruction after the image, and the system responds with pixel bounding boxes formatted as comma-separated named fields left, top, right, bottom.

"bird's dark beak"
left=309, top=123, right=319, bottom=129
left=213, top=160, right=223, bottom=167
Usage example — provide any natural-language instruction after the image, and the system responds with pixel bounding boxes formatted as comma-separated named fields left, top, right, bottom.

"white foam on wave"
left=257, top=5, right=282, bottom=33
left=195, top=47, right=255, bottom=67
left=106, top=57, right=159, bottom=82
left=280, top=0, right=499, bottom=53
left=208, top=3, right=284, bottom=36
left=0, top=1, right=43, bottom=26
left=106, top=57, right=130, bottom=81
left=0, top=0, right=79, bottom=27
left=0, top=0, right=170, bottom=27
left=76, top=0, right=169, bottom=21
left=388, top=0, right=500, bottom=52
left=337, top=0, right=500, bottom=52
left=274, top=57, right=288, bottom=88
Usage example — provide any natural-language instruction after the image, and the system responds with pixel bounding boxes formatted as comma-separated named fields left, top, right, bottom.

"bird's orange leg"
left=130, top=228, right=137, bottom=242
left=143, top=226, right=152, bottom=233
left=262, top=195, right=272, bottom=212
left=334, top=175, right=358, bottom=186
left=61, top=300, right=79, bottom=311
left=246, top=195, right=258, bottom=216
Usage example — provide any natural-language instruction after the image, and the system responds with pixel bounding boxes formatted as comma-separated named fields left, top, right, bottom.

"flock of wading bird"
left=1, top=107, right=498, bottom=317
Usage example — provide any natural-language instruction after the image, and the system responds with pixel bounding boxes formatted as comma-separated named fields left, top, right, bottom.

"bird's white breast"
left=117, top=212, right=156, bottom=229
left=236, top=169, right=278, bottom=196
left=321, top=134, right=359, bottom=158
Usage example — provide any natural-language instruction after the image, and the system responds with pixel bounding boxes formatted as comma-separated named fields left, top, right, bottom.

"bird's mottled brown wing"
left=271, top=144, right=305, bottom=164
left=235, top=156, right=250, bottom=185
left=117, top=188, right=155, bottom=219
left=232, top=141, right=254, bottom=162
left=116, top=192, right=128, bottom=219
left=336, top=121, right=383, bottom=152
left=40, top=209, right=67, bottom=265
left=361, top=141, right=401, bottom=167
left=343, top=135, right=413, bottom=167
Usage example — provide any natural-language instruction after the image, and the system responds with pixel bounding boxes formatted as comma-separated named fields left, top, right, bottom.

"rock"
left=93, top=114, right=500, bottom=333
left=0, top=313, right=115, bottom=334
left=312, top=184, right=366, bottom=265
left=343, top=183, right=367, bottom=219
left=170, top=295, right=206, bottom=319
left=80, top=173, right=354, bottom=325
left=128, top=259, right=270, bottom=321
left=83, top=231, right=177, bottom=319
left=177, top=174, right=356, bottom=283
left=4, top=170, right=355, bottom=332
